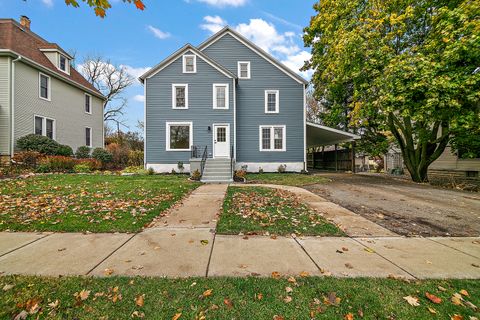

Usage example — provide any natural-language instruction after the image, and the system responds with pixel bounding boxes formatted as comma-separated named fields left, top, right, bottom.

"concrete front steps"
left=201, top=158, right=233, bottom=183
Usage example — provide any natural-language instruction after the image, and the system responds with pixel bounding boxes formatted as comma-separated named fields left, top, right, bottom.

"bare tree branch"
left=80, top=55, right=134, bottom=123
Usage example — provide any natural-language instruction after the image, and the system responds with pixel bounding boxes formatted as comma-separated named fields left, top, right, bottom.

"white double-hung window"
left=213, top=84, right=229, bottom=109
left=172, top=84, right=188, bottom=109
left=34, top=115, right=55, bottom=140
left=237, top=61, right=250, bottom=79
left=259, top=125, right=286, bottom=151
left=265, top=90, right=279, bottom=113
left=39, top=73, right=51, bottom=101
left=182, top=54, right=196, bottom=73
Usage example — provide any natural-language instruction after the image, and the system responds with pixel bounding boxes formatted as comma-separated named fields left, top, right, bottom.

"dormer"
left=40, top=48, right=73, bottom=75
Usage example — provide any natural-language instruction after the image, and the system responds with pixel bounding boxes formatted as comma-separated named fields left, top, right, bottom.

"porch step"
left=201, top=158, right=233, bottom=184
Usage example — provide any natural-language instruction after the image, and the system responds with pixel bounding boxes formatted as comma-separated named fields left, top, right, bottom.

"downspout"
left=11, top=55, right=22, bottom=157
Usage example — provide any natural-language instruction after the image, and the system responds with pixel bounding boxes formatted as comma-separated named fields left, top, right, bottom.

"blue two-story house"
left=140, top=26, right=310, bottom=182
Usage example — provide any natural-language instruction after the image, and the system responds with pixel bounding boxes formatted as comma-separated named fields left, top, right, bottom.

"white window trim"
left=212, top=83, right=229, bottom=109
left=85, top=127, right=92, bottom=147
left=85, top=93, right=92, bottom=114
left=182, top=54, right=197, bottom=73
left=38, top=72, right=51, bottom=101
left=58, top=54, right=70, bottom=75
left=259, top=125, right=286, bottom=152
left=265, top=90, right=279, bottom=114
left=237, top=61, right=251, bottom=79
left=171, top=84, right=189, bottom=109
left=33, top=114, right=56, bottom=140
left=166, top=121, right=193, bottom=151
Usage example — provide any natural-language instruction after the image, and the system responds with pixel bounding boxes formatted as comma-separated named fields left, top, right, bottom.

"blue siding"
left=202, top=33, right=305, bottom=163
left=145, top=50, right=234, bottom=164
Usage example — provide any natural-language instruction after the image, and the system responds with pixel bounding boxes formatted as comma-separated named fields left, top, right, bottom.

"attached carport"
left=306, top=122, right=361, bottom=172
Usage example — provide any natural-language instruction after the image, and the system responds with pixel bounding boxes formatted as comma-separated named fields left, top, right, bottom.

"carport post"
left=334, top=144, right=338, bottom=171
left=351, top=141, right=356, bottom=173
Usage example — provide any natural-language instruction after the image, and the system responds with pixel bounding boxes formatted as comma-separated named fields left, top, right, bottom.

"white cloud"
left=262, top=11, right=302, bottom=30
left=199, top=17, right=312, bottom=79
left=42, top=0, right=54, bottom=7
left=281, top=50, right=312, bottom=78
left=200, top=15, right=228, bottom=34
left=121, top=65, right=151, bottom=80
left=147, top=25, right=171, bottom=39
left=196, top=0, right=246, bottom=8
left=133, top=94, right=145, bottom=103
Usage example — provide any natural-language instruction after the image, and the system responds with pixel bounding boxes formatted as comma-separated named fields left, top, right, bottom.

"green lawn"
left=246, top=173, right=330, bottom=186
left=1, top=275, right=479, bottom=319
left=0, top=174, right=200, bottom=233
left=217, top=186, right=344, bottom=236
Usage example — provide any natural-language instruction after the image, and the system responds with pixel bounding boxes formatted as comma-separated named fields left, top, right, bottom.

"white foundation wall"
left=235, top=162, right=304, bottom=173
left=146, top=163, right=191, bottom=173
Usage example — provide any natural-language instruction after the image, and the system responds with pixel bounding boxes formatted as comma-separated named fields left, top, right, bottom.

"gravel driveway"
left=305, top=173, right=480, bottom=237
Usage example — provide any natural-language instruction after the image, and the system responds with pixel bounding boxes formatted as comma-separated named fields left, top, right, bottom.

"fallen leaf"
left=460, top=289, right=469, bottom=297
left=425, top=292, right=442, bottom=304
left=357, top=308, right=364, bottom=318
left=299, top=271, right=310, bottom=277
left=327, top=292, right=341, bottom=305
left=451, top=293, right=464, bottom=306
left=451, top=315, right=463, bottom=320
left=427, top=306, right=437, bottom=314
left=287, top=276, right=297, bottom=284
left=344, top=313, right=354, bottom=320
left=224, top=298, right=233, bottom=308
left=76, top=289, right=90, bottom=301
left=203, top=289, right=213, bottom=297
left=2, top=284, right=14, bottom=291
left=285, top=286, right=293, bottom=293
left=172, top=313, right=182, bottom=320
left=200, top=240, right=209, bottom=245
left=438, top=286, right=447, bottom=291
left=132, top=311, right=145, bottom=318
left=283, top=296, right=292, bottom=303
left=135, top=294, right=145, bottom=307
left=271, top=271, right=281, bottom=279
left=273, top=316, right=285, bottom=320
left=403, top=295, right=420, bottom=306
left=256, top=293, right=263, bottom=300
left=345, top=263, right=354, bottom=269
left=48, top=299, right=59, bottom=309
left=364, top=247, right=375, bottom=253
left=466, top=301, right=478, bottom=311
left=13, top=311, right=28, bottom=320
left=104, top=268, right=114, bottom=276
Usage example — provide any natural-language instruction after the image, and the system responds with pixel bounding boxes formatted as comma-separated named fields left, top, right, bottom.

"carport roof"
left=307, top=122, right=360, bottom=147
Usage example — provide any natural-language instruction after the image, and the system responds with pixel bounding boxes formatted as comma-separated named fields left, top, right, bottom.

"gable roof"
left=198, top=26, right=309, bottom=85
left=139, top=44, right=237, bottom=82
left=0, top=19, right=104, bottom=99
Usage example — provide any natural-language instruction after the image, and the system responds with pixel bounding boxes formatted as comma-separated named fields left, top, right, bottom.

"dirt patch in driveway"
left=304, top=173, right=480, bottom=237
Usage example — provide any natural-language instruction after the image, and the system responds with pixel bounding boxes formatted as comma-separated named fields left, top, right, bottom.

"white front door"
left=213, top=124, right=230, bottom=158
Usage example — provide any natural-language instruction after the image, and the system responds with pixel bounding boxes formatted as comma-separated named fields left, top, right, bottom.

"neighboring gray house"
left=0, top=17, right=104, bottom=163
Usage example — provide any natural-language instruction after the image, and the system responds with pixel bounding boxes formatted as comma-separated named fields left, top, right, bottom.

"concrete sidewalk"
left=0, top=183, right=479, bottom=279
left=0, top=231, right=479, bottom=279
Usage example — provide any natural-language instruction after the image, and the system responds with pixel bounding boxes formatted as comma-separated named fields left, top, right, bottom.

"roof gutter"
left=11, top=55, right=22, bottom=156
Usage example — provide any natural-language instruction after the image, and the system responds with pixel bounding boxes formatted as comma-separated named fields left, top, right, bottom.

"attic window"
left=183, top=54, right=196, bottom=73
left=238, top=61, right=250, bottom=79
left=59, top=54, right=69, bottom=73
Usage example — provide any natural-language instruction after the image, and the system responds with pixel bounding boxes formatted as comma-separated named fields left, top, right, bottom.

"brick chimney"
left=20, top=15, right=31, bottom=30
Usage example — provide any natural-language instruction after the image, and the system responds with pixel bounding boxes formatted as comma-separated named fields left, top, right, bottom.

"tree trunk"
left=387, top=113, right=449, bottom=183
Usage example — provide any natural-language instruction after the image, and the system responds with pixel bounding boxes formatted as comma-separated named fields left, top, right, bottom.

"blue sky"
left=1, top=0, right=315, bottom=131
